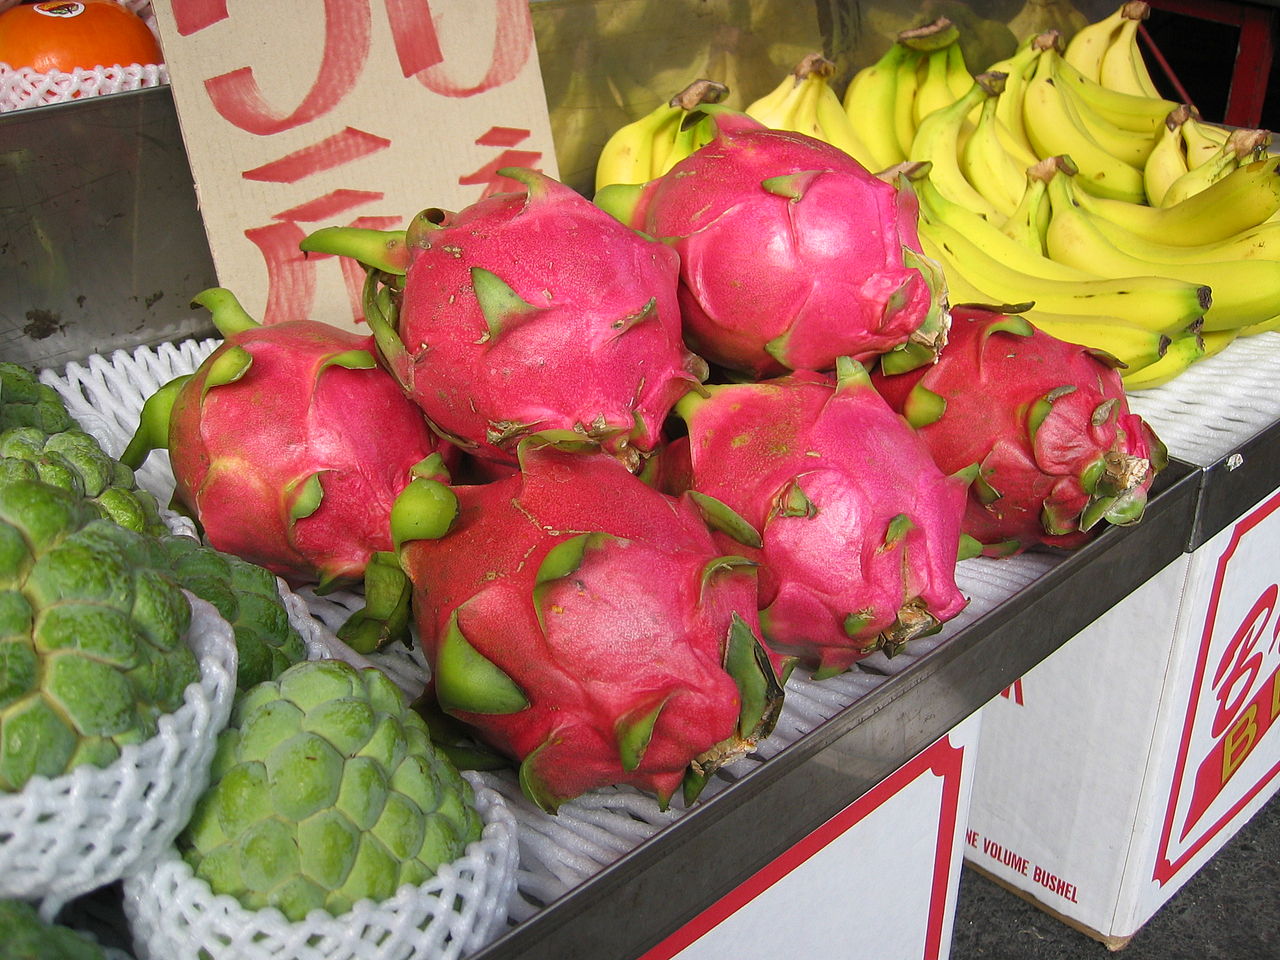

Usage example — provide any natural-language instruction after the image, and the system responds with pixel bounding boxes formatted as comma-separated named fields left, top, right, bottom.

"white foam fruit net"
left=0, top=593, right=237, bottom=922
left=122, top=773, right=519, bottom=960
left=0, top=2, right=167, bottom=113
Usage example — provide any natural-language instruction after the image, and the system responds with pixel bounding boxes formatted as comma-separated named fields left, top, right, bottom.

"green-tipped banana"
left=1121, top=332, right=1205, bottom=390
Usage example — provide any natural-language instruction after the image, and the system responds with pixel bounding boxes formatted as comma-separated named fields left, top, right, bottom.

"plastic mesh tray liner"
left=41, top=340, right=1064, bottom=922
left=1127, top=332, right=1280, bottom=467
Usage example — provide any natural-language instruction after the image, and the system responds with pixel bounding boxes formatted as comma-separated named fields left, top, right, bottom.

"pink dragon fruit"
left=870, top=305, right=1167, bottom=557
left=595, top=110, right=949, bottom=379
left=391, top=440, right=791, bottom=812
left=301, top=167, right=706, bottom=470
left=122, top=287, right=453, bottom=592
left=672, top=358, right=971, bottom=678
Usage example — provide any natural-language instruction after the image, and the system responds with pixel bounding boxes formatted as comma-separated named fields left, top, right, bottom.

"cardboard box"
left=149, top=0, right=559, bottom=331
left=965, top=485, right=1280, bottom=946
left=645, top=713, right=981, bottom=960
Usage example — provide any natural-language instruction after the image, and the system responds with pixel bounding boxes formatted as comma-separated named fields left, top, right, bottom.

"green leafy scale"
left=0, top=480, right=199, bottom=792
left=179, top=659, right=483, bottom=921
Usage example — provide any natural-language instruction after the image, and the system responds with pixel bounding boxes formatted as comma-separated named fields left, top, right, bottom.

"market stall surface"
left=950, top=789, right=1280, bottom=959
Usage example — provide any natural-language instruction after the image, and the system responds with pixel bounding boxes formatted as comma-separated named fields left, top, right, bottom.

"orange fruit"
left=0, top=1, right=162, bottom=73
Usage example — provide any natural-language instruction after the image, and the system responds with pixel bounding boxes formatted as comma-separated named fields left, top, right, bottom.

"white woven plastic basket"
left=122, top=772, right=520, bottom=960
left=0, top=593, right=237, bottom=921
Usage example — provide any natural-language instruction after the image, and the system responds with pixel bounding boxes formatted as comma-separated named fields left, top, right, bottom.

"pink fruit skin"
left=401, top=444, right=786, bottom=808
left=169, top=320, right=451, bottom=586
left=629, top=113, right=935, bottom=378
left=871, top=306, right=1162, bottom=556
left=679, top=369, right=969, bottom=676
left=392, top=171, right=705, bottom=467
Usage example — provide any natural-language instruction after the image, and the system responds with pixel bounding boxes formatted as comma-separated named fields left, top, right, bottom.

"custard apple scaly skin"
left=0, top=479, right=200, bottom=792
left=157, top=534, right=306, bottom=691
left=0, top=427, right=167, bottom=537
left=0, top=363, right=74, bottom=435
left=0, top=899, right=106, bottom=960
left=179, top=658, right=484, bottom=922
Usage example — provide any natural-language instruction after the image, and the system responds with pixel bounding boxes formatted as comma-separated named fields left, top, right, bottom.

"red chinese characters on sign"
left=169, top=0, right=544, bottom=324
left=1154, top=489, right=1280, bottom=885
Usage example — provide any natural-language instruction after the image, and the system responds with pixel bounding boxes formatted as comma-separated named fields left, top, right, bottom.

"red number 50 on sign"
left=157, top=0, right=549, bottom=326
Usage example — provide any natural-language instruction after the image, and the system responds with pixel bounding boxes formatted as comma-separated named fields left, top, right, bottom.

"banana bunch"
left=907, top=161, right=1209, bottom=375
left=594, top=79, right=730, bottom=192
left=842, top=18, right=973, bottom=173
left=745, top=52, right=878, bottom=171
left=867, top=1, right=1280, bottom=390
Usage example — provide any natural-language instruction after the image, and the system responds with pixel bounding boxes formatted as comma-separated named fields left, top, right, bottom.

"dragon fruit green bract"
left=673, top=359, right=971, bottom=678
left=122, top=288, right=452, bottom=591
left=301, top=167, right=707, bottom=470
left=595, top=111, right=949, bottom=379
left=870, top=305, right=1166, bottom=557
left=392, top=441, right=789, bottom=812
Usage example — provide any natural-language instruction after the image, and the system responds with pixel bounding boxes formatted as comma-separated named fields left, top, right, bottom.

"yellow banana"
left=961, top=94, right=1030, bottom=217
left=1051, top=45, right=1175, bottom=134
left=1162, top=129, right=1259, bottom=208
left=748, top=54, right=878, bottom=169
left=1239, top=314, right=1280, bottom=336
left=1088, top=212, right=1280, bottom=264
left=1026, top=312, right=1173, bottom=372
left=594, top=80, right=729, bottom=191
left=914, top=46, right=961, bottom=127
left=1181, top=112, right=1231, bottom=169
left=917, top=179, right=1086, bottom=279
left=1070, top=154, right=1280, bottom=244
left=1044, top=172, right=1280, bottom=330
left=595, top=105, right=672, bottom=192
left=1021, top=52, right=1147, bottom=203
left=999, top=169, right=1053, bottom=254
left=1098, top=9, right=1160, bottom=98
left=945, top=41, right=973, bottom=100
left=990, top=34, right=1049, bottom=157
left=893, top=48, right=926, bottom=164
left=1058, top=82, right=1160, bottom=168
left=1143, top=105, right=1191, bottom=206
left=1200, top=328, right=1241, bottom=358
left=844, top=42, right=913, bottom=170
left=1121, top=332, right=1205, bottom=390
left=1062, top=3, right=1129, bottom=82
left=918, top=213, right=1209, bottom=330
left=910, top=73, right=1003, bottom=220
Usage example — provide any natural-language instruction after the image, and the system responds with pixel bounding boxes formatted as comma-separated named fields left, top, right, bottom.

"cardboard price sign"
left=150, top=0, right=558, bottom=330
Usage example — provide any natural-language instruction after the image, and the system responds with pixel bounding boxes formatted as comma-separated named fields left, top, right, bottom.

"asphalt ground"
left=950, top=788, right=1280, bottom=959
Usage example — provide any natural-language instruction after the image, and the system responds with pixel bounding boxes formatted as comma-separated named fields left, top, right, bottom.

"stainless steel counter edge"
left=469, top=461, right=1202, bottom=960
left=1190, top=416, right=1280, bottom=550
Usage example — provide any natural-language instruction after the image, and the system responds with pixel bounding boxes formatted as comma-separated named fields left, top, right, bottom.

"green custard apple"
left=0, top=427, right=167, bottom=537
left=0, top=478, right=200, bottom=792
left=178, top=658, right=484, bottom=922
left=0, top=362, right=74, bottom=435
left=158, top=534, right=307, bottom=691
left=0, top=899, right=106, bottom=960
